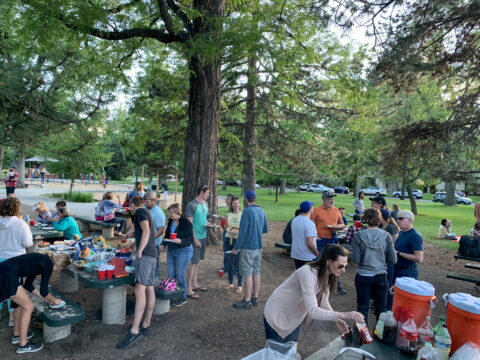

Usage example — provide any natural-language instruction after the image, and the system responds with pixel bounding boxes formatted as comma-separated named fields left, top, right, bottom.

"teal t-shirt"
left=52, top=216, right=82, bottom=240
left=186, top=199, right=208, bottom=239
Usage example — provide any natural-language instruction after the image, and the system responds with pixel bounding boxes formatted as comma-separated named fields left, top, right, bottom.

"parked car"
left=307, top=184, right=334, bottom=194
left=360, top=187, right=387, bottom=196
left=432, top=191, right=472, bottom=205
left=297, top=182, right=311, bottom=191
left=333, top=185, right=349, bottom=194
left=392, top=189, right=423, bottom=199
left=217, top=180, right=223, bottom=185
left=455, top=191, right=466, bottom=197
left=226, top=179, right=242, bottom=186
left=255, top=183, right=261, bottom=189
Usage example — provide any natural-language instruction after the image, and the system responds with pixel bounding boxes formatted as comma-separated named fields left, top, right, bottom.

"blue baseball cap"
left=245, top=190, right=256, bottom=201
left=299, top=201, right=314, bottom=212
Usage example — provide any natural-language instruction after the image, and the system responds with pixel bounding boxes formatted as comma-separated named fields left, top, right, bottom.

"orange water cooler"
left=392, top=277, right=437, bottom=326
left=443, top=292, right=480, bottom=355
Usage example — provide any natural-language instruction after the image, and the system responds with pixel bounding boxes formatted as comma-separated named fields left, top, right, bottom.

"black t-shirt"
left=133, top=208, right=157, bottom=257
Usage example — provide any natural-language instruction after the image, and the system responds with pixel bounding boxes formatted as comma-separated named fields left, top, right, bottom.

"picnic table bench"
left=154, top=286, right=185, bottom=315
left=74, top=216, right=119, bottom=239
left=447, top=254, right=480, bottom=286
left=30, top=285, right=85, bottom=343
left=274, top=242, right=291, bottom=253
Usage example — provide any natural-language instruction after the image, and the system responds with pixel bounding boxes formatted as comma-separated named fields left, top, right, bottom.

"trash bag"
left=241, top=340, right=301, bottom=360
left=450, top=341, right=480, bottom=360
left=333, top=348, right=376, bottom=360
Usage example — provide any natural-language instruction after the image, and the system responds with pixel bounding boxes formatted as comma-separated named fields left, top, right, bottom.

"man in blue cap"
left=232, top=190, right=268, bottom=309
left=291, top=201, right=319, bottom=269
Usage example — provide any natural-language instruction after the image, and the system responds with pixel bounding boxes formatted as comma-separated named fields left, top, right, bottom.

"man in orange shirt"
left=311, top=192, right=347, bottom=294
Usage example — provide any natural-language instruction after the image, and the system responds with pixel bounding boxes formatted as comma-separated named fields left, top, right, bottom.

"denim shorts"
left=239, top=249, right=262, bottom=277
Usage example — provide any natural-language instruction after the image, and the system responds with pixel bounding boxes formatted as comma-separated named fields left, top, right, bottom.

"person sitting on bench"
left=0, top=252, right=71, bottom=354
left=52, top=207, right=82, bottom=240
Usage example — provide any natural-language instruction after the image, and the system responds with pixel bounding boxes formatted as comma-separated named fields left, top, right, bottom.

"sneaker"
left=140, top=326, right=152, bottom=335
left=8, top=319, right=14, bottom=327
left=172, top=298, right=187, bottom=307
left=116, top=331, right=143, bottom=350
left=12, top=332, right=34, bottom=344
left=16, top=341, right=43, bottom=354
left=337, top=287, right=347, bottom=295
left=251, top=297, right=258, bottom=307
left=233, top=300, right=252, bottom=309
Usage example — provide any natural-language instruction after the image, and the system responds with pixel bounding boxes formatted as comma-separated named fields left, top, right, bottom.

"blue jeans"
left=264, top=316, right=300, bottom=343
left=355, top=273, right=388, bottom=326
left=105, top=216, right=126, bottom=232
left=386, top=262, right=394, bottom=310
left=223, top=237, right=242, bottom=287
left=167, top=246, right=193, bottom=300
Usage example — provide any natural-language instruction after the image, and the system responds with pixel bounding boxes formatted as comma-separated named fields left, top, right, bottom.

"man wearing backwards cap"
left=370, top=195, right=387, bottom=210
left=311, top=192, right=347, bottom=294
left=389, top=209, right=423, bottom=310
left=232, top=190, right=268, bottom=309
left=291, top=201, right=319, bottom=269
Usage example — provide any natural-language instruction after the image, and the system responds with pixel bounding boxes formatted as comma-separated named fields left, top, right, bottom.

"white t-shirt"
left=291, top=215, right=317, bottom=261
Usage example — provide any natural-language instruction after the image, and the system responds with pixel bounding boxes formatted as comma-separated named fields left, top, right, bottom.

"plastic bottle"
left=375, top=311, right=397, bottom=344
left=418, top=316, right=435, bottom=347
left=25, top=214, right=30, bottom=222
left=433, top=317, right=446, bottom=336
left=417, top=343, right=443, bottom=360
left=435, top=324, right=451, bottom=360
left=399, top=315, right=419, bottom=357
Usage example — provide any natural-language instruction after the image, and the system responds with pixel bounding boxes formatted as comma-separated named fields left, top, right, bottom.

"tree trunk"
left=70, top=179, right=74, bottom=193
left=182, top=58, right=222, bottom=245
left=13, top=147, right=26, bottom=188
left=280, top=179, right=286, bottom=195
left=406, top=185, right=417, bottom=215
left=0, top=145, right=4, bottom=173
left=156, top=169, right=160, bottom=196
left=354, top=174, right=362, bottom=196
left=222, top=179, right=227, bottom=191
left=444, top=181, right=456, bottom=206
left=242, top=55, right=257, bottom=207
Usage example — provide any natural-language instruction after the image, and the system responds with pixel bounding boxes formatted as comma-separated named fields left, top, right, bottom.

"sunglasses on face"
left=398, top=217, right=405, bottom=220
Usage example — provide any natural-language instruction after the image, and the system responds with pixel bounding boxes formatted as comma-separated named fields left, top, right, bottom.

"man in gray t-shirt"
left=291, top=201, right=319, bottom=269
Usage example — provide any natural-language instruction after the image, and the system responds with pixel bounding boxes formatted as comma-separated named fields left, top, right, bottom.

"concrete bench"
left=74, top=216, right=119, bottom=239
left=274, top=242, right=291, bottom=253
left=447, top=272, right=480, bottom=286
left=153, top=286, right=185, bottom=315
left=30, top=286, right=85, bottom=343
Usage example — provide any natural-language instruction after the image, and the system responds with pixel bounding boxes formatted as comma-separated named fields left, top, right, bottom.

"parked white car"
left=297, top=183, right=311, bottom=191
left=307, top=184, right=334, bottom=194
left=392, top=189, right=423, bottom=199
left=360, top=187, right=386, bottom=196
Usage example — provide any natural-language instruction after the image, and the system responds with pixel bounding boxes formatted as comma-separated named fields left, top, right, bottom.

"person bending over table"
left=52, top=207, right=82, bottom=240
left=0, top=252, right=71, bottom=354
left=264, top=244, right=364, bottom=344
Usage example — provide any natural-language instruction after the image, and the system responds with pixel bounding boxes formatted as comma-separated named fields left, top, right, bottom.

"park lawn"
left=218, top=189, right=471, bottom=251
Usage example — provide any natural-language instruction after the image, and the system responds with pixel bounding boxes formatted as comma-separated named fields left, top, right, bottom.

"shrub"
left=51, top=192, right=95, bottom=203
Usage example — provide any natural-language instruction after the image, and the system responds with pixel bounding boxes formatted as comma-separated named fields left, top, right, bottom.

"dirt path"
left=1, top=220, right=478, bottom=360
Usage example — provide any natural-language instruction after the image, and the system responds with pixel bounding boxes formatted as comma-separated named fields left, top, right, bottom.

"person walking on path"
left=5, top=165, right=18, bottom=196
left=143, top=191, right=166, bottom=278
left=185, top=185, right=210, bottom=298
left=310, top=192, right=347, bottom=294
left=263, top=245, right=364, bottom=344
left=117, top=196, right=158, bottom=350
left=291, top=201, right=319, bottom=269
left=351, top=208, right=397, bottom=326
left=232, top=190, right=268, bottom=309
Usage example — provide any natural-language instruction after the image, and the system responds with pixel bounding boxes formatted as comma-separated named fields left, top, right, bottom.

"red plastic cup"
left=97, top=270, right=106, bottom=280
left=106, top=269, right=114, bottom=279
left=170, top=233, right=177, bottom=240
left=29, top=220, right=35, bottom=226
left=355, top=220, right=362, bottom=229
left=220, top=219, right=226, bottom=228
left=218, top=269, right=224, bottom=277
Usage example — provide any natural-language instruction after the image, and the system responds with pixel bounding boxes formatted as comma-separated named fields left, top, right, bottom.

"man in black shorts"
left=117, top=196, right=158, bottom=350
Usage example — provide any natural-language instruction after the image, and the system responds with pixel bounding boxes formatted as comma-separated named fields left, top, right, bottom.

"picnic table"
left=447, top=254, right=480, bottom=286
left=61, top=265, right=135, bottom=325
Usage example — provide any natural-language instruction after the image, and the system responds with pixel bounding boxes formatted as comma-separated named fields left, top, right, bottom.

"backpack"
left=458, top=236, right=480, bottom=258
left=158, top=278, right=177, bottom=292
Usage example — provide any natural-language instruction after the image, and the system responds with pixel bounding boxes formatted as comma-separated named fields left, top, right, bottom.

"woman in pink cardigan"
left=263, top=245, right=364, bottom=343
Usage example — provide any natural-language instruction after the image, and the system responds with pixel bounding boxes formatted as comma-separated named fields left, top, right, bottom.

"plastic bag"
left=242, top=340, right=301, bottom=360
left=450, top=341, right=480, bottom=360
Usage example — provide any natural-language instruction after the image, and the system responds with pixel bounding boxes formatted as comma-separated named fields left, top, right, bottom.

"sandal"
left=224, top=284, right=234, bottom=291
left=235, top=286, right=243, bottom=294
left=192, top=286, right=207, bottom=292
left=187, top=292, right=200, bottom=299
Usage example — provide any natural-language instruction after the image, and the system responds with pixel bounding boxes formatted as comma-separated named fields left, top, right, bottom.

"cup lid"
left=395, top=277, right=435, bottom=296
left=447, top=293, right=480, bottom=315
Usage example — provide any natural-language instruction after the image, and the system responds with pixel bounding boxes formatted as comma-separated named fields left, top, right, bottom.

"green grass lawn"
left=218, top=189, right=474, bottom=251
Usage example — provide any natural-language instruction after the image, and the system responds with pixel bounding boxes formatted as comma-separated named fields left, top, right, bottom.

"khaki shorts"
left=191, top=238, right=206, bottom=265
left=239, top=249, right=262, bottom=277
